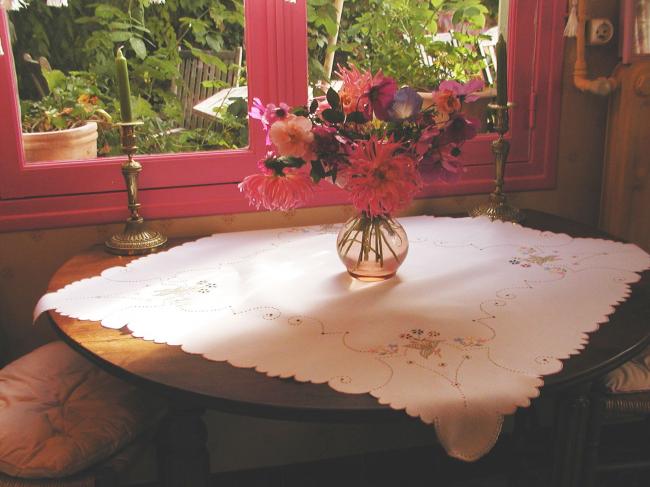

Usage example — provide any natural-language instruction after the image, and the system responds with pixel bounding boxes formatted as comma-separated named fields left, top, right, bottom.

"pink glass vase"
left=336, top=213, right=409, bottom=281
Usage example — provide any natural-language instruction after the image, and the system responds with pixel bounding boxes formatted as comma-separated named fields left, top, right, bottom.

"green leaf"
left=309, top=99, right=319, bottom=114
left=227, top=97, right=248, bottom=117
left=189, top=47, right=228, bottom=72
left=109, top=31, right=133, bottom=42
left=321, top=108, right=344, bottom=124
left=129, top=37, right=147, bottom=59
left=291, top=106, right=309, bottom=117
left=326, top=87, right=340, bottom=110
left=310, top=159, right=326, bottom=183
left=42, top=69, right=66, bottom=91
left=346, top=111, right=366, bottom=124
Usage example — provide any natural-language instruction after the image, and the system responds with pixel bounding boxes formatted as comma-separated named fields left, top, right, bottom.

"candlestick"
left=496, top=35, right=508, bottom=106
left=468, top=102, right=523, bottom=223
left=105, top=122, right=167, bottom=255
left=115, top=47, right=133, bottom=123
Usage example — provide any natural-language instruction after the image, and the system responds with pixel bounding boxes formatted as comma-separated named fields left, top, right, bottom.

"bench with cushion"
left=0, top=341, right=165, bottom=486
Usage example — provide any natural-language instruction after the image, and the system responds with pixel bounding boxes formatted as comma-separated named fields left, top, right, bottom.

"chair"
left=477, top=26, right=499, bottom=87
left=582, top=347, right=650, bottom=486
left=177, top=47, right=243, bottom=130
left=0, top=340, right=166, bottom=486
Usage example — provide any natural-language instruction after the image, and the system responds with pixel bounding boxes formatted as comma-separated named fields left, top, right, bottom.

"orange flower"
left=433, top=89, right=461, bottom=114
left=269, top=115, right=315, bottom=159
left=336, top=64, right=372, bottom=116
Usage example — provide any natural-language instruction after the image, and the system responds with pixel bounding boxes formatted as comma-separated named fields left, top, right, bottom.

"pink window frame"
left=0, top=0, right=564, bottom=232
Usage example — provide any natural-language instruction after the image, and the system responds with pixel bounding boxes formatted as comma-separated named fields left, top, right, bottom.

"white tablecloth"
left=35, top=216, right=650, bottom=461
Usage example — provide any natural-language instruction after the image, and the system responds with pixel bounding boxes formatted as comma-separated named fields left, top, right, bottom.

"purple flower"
left=365, top=70, right=398, bottom=121
left=388, top=87, right=423, bottom=121
left=437, top=78, right=485, bottom=103
left=440, top=114, right=479, bottom=145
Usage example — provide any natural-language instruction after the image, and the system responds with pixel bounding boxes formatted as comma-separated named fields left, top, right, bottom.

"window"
left=0, top=0, right=563, bottom=231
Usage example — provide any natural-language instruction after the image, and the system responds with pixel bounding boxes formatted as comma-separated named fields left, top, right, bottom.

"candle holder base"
left=469, top=194, right=524, bottom=223
left=105, top=217, right=167, bottom=256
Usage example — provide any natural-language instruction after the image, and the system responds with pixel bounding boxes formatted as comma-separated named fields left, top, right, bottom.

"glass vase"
left=336, top=213, right=409, bottom=282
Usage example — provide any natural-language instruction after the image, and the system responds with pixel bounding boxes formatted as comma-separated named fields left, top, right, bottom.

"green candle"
left=496, top=34, right=508, bottom=106
left=115, top=47, right=133, bottom=123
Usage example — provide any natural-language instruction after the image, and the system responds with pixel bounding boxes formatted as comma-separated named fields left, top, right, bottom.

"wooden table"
left=45, top=210, right=650, bottom=487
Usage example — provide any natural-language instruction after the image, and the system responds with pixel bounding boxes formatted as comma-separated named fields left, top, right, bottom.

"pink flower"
left=336, top=64, right=372, bottom=117
left=415, top=125, right=441, bottom=157
left=269, top=115, right=315, bottom=159
left=340, top=137, right=422, bottom=217
left=239, top=169, right=315, bottom=211
left=419, top=147, right=466, bottom=184
left=249, top=98, right=291, bottom=145
left=437, top=79, right=485, bottom=103
left=365, top=70, right=398, bottom=121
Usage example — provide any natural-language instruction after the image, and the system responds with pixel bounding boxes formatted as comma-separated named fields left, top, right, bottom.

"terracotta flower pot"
left=22, top=122, right=98, bottom=163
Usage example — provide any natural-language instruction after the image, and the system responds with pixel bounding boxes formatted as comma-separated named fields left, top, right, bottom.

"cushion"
left=604, top=345, right=650, bottom=394
left=0, top=341, right=164, bottom=479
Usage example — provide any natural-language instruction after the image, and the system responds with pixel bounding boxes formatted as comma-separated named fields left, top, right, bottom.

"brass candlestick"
left=469, top=103, right=523, bottom=223
left=105, top=122, right=167, bottom=255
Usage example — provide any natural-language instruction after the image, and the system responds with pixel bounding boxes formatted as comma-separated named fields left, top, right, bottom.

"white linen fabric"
left=34, top=216, right=650, bottom=461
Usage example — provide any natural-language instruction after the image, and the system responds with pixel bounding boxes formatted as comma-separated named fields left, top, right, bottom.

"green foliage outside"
left=10, top=0, right=498, bottom=156
left=307, top=0, right=499, bottom=91
left=10, top=0, right=247, bottom=155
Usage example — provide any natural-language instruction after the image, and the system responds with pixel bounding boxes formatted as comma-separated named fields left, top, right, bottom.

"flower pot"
left=22, top=122, right=98, bottom=163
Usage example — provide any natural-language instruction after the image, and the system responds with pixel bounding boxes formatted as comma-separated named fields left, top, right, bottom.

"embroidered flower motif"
left=509, top=258, right=520, bottom=265
left=368, top=343, right=400, bottom=356
left=454, top=337, right=488, bottom=347
left=400, top=329, right=443, bottom=359
left=527, top=254, right=560, bottom=266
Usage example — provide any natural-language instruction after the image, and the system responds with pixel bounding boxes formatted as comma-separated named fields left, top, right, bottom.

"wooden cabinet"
left=600, top=60, right=650, bottom=251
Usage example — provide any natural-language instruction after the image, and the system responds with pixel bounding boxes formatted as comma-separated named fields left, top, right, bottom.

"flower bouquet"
left=240, top=66, right=483, bottom=280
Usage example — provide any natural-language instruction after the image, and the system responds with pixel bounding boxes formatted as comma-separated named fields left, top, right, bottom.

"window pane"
left=635, top=0, right=650, bottom=55
left=307, top=0, right=502, bottom=134
left=9, top=0, right=248, bottom=163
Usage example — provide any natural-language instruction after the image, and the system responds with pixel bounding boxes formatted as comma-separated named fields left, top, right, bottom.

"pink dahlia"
left=269, top=115, right=315, bottom=159
left=340, top=137, right=422, bottom=217
left=238, top=169, right=314, bottom=211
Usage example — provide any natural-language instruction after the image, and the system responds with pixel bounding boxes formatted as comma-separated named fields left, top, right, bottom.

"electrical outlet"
left=588, top=18, right=614, bottom=45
